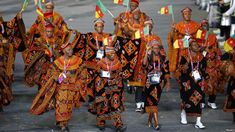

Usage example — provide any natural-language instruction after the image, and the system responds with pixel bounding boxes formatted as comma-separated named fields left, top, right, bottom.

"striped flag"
left=36, top=6, right=44, bottom=17
left=21, top=0, right=30, bottom=11
left=103, top=35, right=115, bottom=46
left=224, top=35, right=235, bottom=52
left=95, top=0, right=108, bottom=18
left=135, top=26, right=149, bottom=39
left=159, top=5, right=173, bottom=15
left=95, top=5, right=104, bottom=18
left=173, top=38, right=189, bottom=49
left=196, top=29, right=209, bottom=40
left=114, top=0, right=129, bottom=6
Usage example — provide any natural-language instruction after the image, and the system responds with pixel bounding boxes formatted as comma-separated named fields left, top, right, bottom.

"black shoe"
left=116, top=125, right=127, bottom=132
left=153, top=125, right=160, bottom=131
left=98, top=126, right=105, bottom=131
left=61, top=126, right=69, bottom=132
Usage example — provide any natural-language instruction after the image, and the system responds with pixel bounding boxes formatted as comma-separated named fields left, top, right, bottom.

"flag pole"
left=171, top=5, right=175, bottom=23
left=107, top=9, right=114, bottom=18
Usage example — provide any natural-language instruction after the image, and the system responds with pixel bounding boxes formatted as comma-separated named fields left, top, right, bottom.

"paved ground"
left=0, top=0, right=235, bottom=132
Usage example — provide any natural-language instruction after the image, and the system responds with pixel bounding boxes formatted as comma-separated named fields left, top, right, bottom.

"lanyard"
left=95, top=36, right=99, bottom=50
left=187, top=49, right=199, bottom=71
left=63, top=59, right=71, bottom=74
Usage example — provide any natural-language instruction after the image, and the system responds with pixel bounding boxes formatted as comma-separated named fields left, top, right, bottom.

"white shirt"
left=224, top=0, right=235, bottom=16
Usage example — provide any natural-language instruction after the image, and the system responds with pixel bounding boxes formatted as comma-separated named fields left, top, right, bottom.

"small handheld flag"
left=224, top=35, right=235, bottom=52
left=159, top=5, right=173, bottom=15
left=21, top=0, right=30, bottom=11
left=114, top=0, right=129, bottom=6
left=135, top=26, right=149, bottom=39
left=173, top=38, right=189, bottom=49
left=103, top=35, right=115, bottom=46
left=196, top=29, right=209, bottom=40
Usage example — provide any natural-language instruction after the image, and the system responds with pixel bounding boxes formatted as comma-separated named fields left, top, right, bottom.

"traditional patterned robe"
left=114, top=9, right=149, bottom=39
left=168, top=20, right=200, bottom=72
left=143, top=51, right=170, bottom=113
left=0, top=15, right=26, bottom=109
left=84, top=32, right=111, bottom=106
left=93, top=56, right=124, bottom=128
left=30, top=55, right=87, bottom=125
left=176, top=52, right=207, bottom=116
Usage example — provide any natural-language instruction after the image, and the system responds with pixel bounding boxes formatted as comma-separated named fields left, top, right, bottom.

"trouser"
left=135, top=86, right=145, bottom=103
left=208, top=95, right=216, bottom=103
left=220, top=4, right=231, bottom=40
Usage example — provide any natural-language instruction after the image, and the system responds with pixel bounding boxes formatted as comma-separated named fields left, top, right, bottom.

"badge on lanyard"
left=96, top=49, right=104, bottom=59
left=148, top=72, right=161, bottom=84
left=202, top=50, right=207, bottom=57
left=58, top=73, right=67, bottom=84
left=101, top=70, right=110, bottom=78
left=192, top=70, right=201, bottom=81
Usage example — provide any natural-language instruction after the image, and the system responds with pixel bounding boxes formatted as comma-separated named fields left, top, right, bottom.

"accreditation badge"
left=96, top=50, right=104, bottom=59
left=192, top=70, right=201, bottom=81
left=101, top=70, right=110, bottom=78
left=58, top=73, right=67, bottom=84
left=148, top=72, right=161, bottom=84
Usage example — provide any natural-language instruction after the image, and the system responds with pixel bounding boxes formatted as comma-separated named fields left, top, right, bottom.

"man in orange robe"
left=168, top=7, right=200, bottom=73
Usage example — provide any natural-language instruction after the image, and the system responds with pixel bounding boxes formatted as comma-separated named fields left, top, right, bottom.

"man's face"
left=190, top=41, right=200, bottom=52
left=45, top=5, right=54, bottom=13
left=130, top=3, right=138, bottom=12
left=95, top=23, right=104, bottom=34
left=145, top=23, right=153, bottom=33
left=46, top=28, right=54, bottom=38
left=63, top=45, right=73, bottom=57
left=182, top=11, right=191, bottom=22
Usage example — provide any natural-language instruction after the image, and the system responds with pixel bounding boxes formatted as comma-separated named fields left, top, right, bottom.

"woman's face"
left=190, top=41, right=200, bottom=52
left=63, top=45, right=73, bottom=57
left=95, top=23, right=104, bottom=34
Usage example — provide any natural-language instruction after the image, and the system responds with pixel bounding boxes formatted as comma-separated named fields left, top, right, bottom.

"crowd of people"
left=0, top=0, right=235, bottom=132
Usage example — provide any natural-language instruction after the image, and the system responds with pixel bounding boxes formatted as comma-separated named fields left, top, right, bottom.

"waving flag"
left=135, top=26, right=149, bottom=39
left=114, top=0, right=129, bottom=6
left=173, top=38, right=189, bottom=49
left=224, top=35, right=235, bottom=52
left=196, top=29, right=209, bottom=40
left=159, top=5, right=173, bottom=15
left=95, top=0, right=108, bottom=18
left=36, top=6, right=44, bottom=17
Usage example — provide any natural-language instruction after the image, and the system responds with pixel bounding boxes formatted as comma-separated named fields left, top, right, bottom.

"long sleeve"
left=225, top=0, right=235, bottom=16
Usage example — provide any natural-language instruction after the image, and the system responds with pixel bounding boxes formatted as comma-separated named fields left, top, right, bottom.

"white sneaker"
left=216, top=35, right=225, bottom=40
left=135, top=103, right=142, bottom=112
left=208, top=102, right=217, bottom=109
left=195, top=117, right=206, bottom=129
left=180, top=110, right=187, bottom=125
left=213, top=29, right=220, bottom=34
left=201, top=103, right=205, bottom=109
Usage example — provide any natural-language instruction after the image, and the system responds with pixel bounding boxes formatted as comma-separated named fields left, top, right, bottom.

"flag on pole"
left=114, top=0, right=129, bottom=6
left=224, top=35, right=235, bottom=52
left=21, top=0, right=30, bottom=11
left=173, top=38, right=189, bottom=49
left=95, top=0, right=108, bottom=18
left=95, top=5, right=104, bottom=18
left=159, top=5, right=173, bottom=15
left=135, top=26, right=149, bottom=39
left=196, top=29, right=209, bottom=40
left=103, top=35, right=115, bottom=46
left=36, top=6, right=44, bottom=17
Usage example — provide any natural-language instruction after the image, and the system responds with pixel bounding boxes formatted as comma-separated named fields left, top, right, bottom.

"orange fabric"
left=168, top=20, right=200, bottom=72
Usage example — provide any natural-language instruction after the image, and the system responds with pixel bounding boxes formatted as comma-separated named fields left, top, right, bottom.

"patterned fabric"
left=177, top=53, right=206, bottom=116
left=144, top=54, right=170, bottom=113
left=92, top=56, right=124, bottom=128
left=30, top=55, right=88, bottom=127
left=0, top=16, right=25, bottom=109
left=112, top=36, right=144, bottom=80
left=168, top=20, right=200, bottom=72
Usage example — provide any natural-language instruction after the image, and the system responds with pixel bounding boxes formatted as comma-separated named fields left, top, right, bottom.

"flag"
left=196, top=29, right=209, bottom=40
left=21, top=0, right=30, bottom=11
left=95, top=5, right=104, bottom=18
left=173, top=38, right=189, bottom=49
left=135, top=26, right=149, bottom=39
left=103, top=35, right=115, bottom=46
left=97, top=0, right=108, bottom=13
left=114, top=0, right=129, bottom=6
left=159, top=5, right=173, bottom=15
left=36, top=6, right=44, bottom=17
left=224, top=35, right=235, bottom=52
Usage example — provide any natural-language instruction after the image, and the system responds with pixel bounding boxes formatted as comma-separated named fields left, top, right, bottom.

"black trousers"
left=135, top=86, right=145, bottom=103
